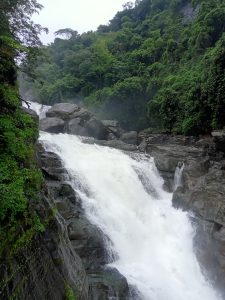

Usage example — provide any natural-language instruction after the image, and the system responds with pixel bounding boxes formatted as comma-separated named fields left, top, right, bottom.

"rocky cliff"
left=139, top=131, right=225, bottom=298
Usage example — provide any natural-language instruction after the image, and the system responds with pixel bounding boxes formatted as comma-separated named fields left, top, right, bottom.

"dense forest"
left=20, top=0, right=225, bottom=134
left=0, top=0, right=45, bottom=272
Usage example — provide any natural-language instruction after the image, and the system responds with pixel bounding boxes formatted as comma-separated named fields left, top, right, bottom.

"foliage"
left=21, top=0, right=225, bottom=134
left=65, top=283, right=76, bottom=300
left=0, top=0, right=44, bottom=262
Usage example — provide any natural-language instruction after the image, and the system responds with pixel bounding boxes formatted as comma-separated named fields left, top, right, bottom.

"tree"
left=123, top=2, right=134, bottom=10
left=0, top=0, right=47, bottom=46
left=55, top=28, right=79, bottom=40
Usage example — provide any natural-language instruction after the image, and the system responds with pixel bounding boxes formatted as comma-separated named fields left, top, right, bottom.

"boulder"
left=21, top=106, right=38, bottom=119
left=66, top=118, right=89, bottom=136
left=88, top=268, right=129, bottom=300
left=102, top=120, right=124, bottom=138
left=40, top=117, right=65, bottom=133
left=46, top=103, right=79, bottom=119
left=85, top=118, right=108, bottom=140
left=120, top=131, right=138, bottom=145
left=70, top=108, right=92, bottom=121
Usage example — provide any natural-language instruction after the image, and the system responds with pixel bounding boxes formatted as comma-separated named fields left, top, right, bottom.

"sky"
left=33, top=0, right=135, bottom=44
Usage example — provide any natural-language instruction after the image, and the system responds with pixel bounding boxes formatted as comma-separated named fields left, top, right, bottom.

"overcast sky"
left=33, top=0, right=135, bottom=44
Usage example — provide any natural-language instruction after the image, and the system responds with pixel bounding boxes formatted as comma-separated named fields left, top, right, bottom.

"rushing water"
left=173, top=162, right=185, bottom=191
left=39, top=131, right=220, bottom=300
left=23, top=101, right=51, bottom=119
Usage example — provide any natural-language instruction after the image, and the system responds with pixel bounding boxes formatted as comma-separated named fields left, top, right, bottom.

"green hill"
left=21, top=0, right=225, bottom=134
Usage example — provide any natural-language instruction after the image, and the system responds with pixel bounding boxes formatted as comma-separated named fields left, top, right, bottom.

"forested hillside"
left=0, top=0, right=44, bottom=274
left=21, top=0, right=225, bottom=134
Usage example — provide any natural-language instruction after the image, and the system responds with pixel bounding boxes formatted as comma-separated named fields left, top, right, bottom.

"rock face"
left=37, top=144, right=129, bottom=299
left=40, top=117, right=65, bottom=133
left=39, top=103, right=140, bottom=148
left=140, top=132, right=225, bottom=297
left=46, top=103, right=80, bottom=119
left=41, top=103, right=111, bottom=140
left=120, top=131, right=138, bottom=145
left=1, top=152, right=88, bottom=300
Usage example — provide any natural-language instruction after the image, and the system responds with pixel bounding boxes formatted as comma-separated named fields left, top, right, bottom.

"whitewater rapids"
left=40, top=132, right=220, bottom=300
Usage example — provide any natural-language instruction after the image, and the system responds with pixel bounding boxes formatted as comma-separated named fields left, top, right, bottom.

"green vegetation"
left=0, top=0, right=45, bottom=261
left=21, top=0, right=225, bottom=134
left=65, top=283, right=76, bottom=300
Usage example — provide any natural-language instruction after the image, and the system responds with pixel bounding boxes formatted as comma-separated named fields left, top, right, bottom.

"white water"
left=23, top=101, right=51, bottom=119
left=173, top=163, right=185, bottom=191
left=40, top=132, right=220, bottom=300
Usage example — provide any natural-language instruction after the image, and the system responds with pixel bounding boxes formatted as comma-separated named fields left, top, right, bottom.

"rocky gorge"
left=7, top=101, right=225, bottom=299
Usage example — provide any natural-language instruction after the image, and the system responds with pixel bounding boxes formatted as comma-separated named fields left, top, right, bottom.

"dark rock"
left=40, top=117, right=65, bottom=133
left=46, top=103, right=79, bottom=119
left=21, top=106, right=38, bottom=119
left=120, top=131, right=138, bottom=145
left=70, top=108, right=92, bottom=121
left=102, top=120, right=123, bottom=139
left=138, top=139, right=147, bottom=152
left=85, top=118, right=108, bottom=140
left=66, top=118, right=89, bottom=136
left=88, top=268, right=129, bottom=300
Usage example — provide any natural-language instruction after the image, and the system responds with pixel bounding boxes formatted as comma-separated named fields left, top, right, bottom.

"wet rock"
left=70, top=108, right=92, bottom=121
left=66, top=118, right=89, bottom=136
left=46, top=103, right=79, bottom=119
left=120, top=131, right=138, bottom=145
left=21, top=106, right=38, bottom=119
left=141, top=133, right=225, bottom=296
left=88, top=268, right=129, bottom=300
left=85, top=118, right=108, bottom=140
left=40, top=117, right=65, bottom=133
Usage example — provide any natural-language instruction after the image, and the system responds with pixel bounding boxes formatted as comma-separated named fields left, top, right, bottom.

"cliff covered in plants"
left=21, top=0, right=225, bottom=134
left=0, top=2, right=85, bottom=299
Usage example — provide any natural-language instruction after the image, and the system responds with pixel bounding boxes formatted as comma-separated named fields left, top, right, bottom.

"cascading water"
left=23, top=101, right=51, bottom=119
left=173, top=162, right=185, bottom=191
left=39, top=131, right=221, bottom=300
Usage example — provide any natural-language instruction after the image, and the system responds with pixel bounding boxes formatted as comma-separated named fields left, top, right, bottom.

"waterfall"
left=39, top=132, right=220, bottom=300
left=23, top=101, right=51, bottom=119
left=173, top=162, right=185, bottom=191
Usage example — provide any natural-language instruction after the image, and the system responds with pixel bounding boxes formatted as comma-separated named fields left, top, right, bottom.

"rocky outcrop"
left=40, top=103, right=111, bottom=140
left=40, top=117, right=65, bottom=133
left=140, top=132, right=225, bottom=297
left=39, top=103, right=139, bottom=149
left=37, top=144, right=129, bottom=299
left=46, top=103, right=80, bottom=119
left=1, top=110, right=88, bottom=300
left=120, top=131, right=138, bottom=145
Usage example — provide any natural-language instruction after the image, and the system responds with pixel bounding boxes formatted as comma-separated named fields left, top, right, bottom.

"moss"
left=65, top=283, right=76, bottom=300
